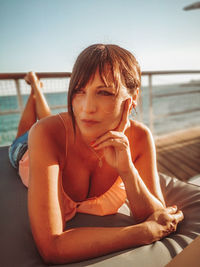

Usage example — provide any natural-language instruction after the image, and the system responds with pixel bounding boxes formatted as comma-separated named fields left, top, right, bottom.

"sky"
left=0, top=0, right=200, bottom=80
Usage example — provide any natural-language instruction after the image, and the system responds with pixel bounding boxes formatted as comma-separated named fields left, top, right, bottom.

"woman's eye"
left=98, top=91, right=114, bottom=96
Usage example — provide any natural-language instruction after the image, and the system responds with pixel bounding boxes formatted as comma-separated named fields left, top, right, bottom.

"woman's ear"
left=132, top=88, right=139, bottom=108
left=128, top=98, right=133, bottom=114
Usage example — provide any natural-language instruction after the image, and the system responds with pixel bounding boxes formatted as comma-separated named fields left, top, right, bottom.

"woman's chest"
left=61, top=150, right=118, bottom=202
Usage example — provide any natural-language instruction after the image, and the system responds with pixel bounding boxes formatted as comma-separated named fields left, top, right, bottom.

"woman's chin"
left=78, top=129, right=98, bottom=142
left=77, top=121, right=119, bottom=142
left=79, top=129, right=104, bottom=143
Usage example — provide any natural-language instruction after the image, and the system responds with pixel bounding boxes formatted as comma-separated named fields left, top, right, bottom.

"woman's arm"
left=91, top=99, right=165, bottom=222
left=122, top=125, right=165, bottom=222
left=134, top=124, right=165, bottom=205
left=92, top=127, right=164, bottom=222
left=122, top=133, right=166, bottom=222
left=54, top=205, right=183, bottom=264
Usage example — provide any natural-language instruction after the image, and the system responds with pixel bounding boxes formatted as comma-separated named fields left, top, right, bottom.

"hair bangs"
left=98, top=58, right=121, bottom=96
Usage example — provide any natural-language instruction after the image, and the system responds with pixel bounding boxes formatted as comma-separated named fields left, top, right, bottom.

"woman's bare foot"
left=24, top=72, right=43, bottom=95
left=24, top=72, right=51, bottom=119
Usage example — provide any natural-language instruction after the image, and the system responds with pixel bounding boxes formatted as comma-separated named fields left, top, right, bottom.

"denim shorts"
left=8, top=131, right=29, bottom=169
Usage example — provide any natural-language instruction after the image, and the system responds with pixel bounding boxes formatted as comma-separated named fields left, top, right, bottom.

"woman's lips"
left=81, top=119, right=99, bottom=126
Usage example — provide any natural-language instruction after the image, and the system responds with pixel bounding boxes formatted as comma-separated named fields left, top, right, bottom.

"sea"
left=0, top=83, right=200, bottom=146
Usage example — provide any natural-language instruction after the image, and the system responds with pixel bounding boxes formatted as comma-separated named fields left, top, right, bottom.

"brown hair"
left=67, top=44, right=141, bottom=130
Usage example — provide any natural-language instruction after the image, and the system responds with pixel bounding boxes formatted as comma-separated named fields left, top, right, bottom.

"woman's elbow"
left=41, top=249, right=59, bottom=265
left=37, top=235, right=74, bottom=265
left=36, top=236, right=62, bottom=264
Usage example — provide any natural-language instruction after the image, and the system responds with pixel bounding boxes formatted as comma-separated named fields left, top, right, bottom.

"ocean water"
left=0, top=84, right=200, bottom=146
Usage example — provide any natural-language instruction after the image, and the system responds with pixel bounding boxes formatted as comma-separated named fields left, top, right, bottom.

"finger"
left=116, top=98, right=132, bottom=133
left=173, top=210, right=184, bottom=223
left=93, top=138, right=127, bottom=151
left=166, top=206, right=178, bottom=214
left=168, top=222, right=176, bottom=232
left=91, top=131, right=124, bottom=147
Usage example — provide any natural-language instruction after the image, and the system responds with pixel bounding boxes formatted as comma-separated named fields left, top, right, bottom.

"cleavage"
left=62, top=155, right=118, bottom=202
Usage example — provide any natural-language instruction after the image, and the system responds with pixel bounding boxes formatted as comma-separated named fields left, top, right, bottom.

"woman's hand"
left=91, top=98, right=133, bottom=175
left=145, top=206, right=184, bottom=243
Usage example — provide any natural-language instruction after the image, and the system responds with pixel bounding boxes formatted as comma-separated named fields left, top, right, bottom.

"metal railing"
left=1, top=70, right=200, bottom=135
left=0, top=72, right=71, bottom=115
left=142, top=70, right=200, bottom=134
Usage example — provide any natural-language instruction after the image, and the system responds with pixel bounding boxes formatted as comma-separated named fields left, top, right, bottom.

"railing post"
left=149, top=74, right=154, bottom=134
left=15, top=79, right=24, bottom=114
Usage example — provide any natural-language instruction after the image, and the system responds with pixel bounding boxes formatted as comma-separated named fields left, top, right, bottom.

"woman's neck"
left=75, top=124, right=96, bottom=145
left=75, top=126, right=104, bottom=166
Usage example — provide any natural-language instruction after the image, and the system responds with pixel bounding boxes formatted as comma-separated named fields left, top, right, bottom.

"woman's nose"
left=82, top=93, right=97, bottom=113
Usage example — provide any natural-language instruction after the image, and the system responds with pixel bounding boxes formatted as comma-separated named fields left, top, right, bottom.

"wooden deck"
left=155, top=127, right=200, bottom=182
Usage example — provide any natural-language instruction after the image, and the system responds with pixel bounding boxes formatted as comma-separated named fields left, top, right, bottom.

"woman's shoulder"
left=129, top=119, right=154, bottom=143
left=128, top=120, right=155, bottom=160
left=28, top=112, right=73, bottom=158
left=30, top=112, right=72, bottom=135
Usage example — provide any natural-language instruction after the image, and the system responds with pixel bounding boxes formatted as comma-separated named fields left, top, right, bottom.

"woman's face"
left=72, top=70, right=129, bottom=142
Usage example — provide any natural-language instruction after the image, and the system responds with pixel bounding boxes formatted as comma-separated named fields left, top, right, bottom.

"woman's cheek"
left=103, top=96, right=122, bottom=114
left=102, top=100, right=123, bottom=127
left=72, top=97, right=80, bottom=114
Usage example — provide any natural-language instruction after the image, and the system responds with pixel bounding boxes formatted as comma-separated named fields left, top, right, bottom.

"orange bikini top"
left=18, top=113, right=127, bottom=222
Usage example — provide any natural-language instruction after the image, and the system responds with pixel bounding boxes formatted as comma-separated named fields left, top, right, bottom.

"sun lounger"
left=1, top=146, right=200, bottom=267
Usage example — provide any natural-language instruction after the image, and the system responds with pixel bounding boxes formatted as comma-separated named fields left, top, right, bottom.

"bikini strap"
left=58, top=113, right=68, bottom=158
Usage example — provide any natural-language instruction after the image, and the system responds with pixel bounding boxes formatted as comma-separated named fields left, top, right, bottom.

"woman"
left=9, top=44, right=183, bottom=264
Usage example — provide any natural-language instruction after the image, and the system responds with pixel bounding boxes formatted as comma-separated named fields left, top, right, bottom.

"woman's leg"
left=16, top=73, right=51, bottom=138
left=33, top=81, right=51, bottom=120
left=16, top=89, right=37, bottom=138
